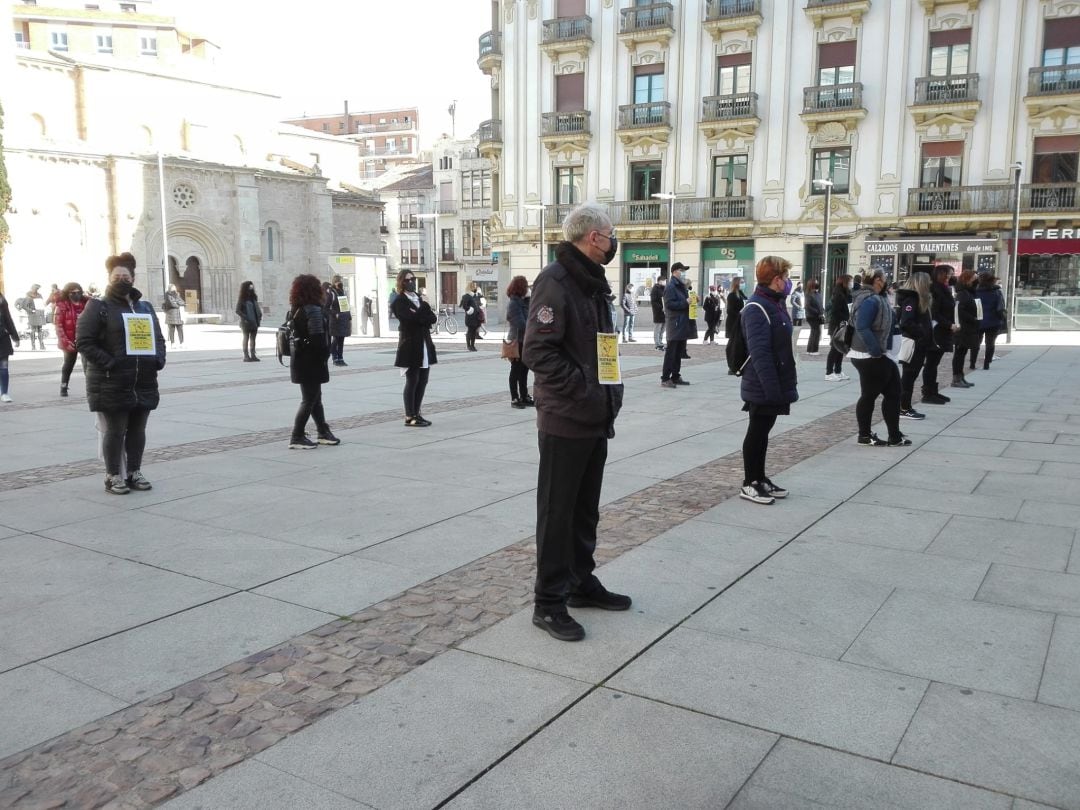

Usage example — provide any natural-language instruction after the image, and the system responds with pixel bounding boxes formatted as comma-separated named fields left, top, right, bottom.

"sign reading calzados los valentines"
left=865, top=239, right=998, bottom=255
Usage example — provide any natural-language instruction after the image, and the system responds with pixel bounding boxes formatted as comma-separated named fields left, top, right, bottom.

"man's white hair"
left=563, top=203, right=613, bottom=243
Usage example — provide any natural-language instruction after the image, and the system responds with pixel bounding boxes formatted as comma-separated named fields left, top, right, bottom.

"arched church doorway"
left=182, top=256, right=203, bottom=312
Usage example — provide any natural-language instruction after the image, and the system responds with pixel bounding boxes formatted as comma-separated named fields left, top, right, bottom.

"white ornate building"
left=478, top=0, right=1080, bottom=330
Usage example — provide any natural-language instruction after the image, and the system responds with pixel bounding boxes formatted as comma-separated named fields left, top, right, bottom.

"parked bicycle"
left=430, top=305, right=459, bottom=335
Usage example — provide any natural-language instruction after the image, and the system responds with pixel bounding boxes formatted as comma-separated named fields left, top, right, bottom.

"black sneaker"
left=858, top=433, right=888, bottom=447
left=567, top=586, right=632, bottom=611
left=413, top=416, right=432, bottom=427
left=888, top=434, right=913, bottom=447
left=317, top=431, right=341, bottom=446
left=739, top=482, right=774, bottom=505
left=289, top=435, right=318, bottom=449
left=532, top=610, right=585, bottom=642
left=673, top=378, right=690, bottom=386
left=660, top=380, right=677, bottom=389
left=762, top=478, right=788, bottom=499
left=104, top=474, right=130, bottom=495
left=899, top=408, right=926, bottom=420
left=126, top=470, right=153, bottom=491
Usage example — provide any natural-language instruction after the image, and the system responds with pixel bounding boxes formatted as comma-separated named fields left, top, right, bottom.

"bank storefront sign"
left=866, top=238, right=998, bottom=255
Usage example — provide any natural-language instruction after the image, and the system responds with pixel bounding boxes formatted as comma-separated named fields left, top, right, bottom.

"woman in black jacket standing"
left=724, top=276, right=746, bottom=375
left=392, top=268, right=438, bottom=426
left=922, top=265, right=954, bottom=404
left=505, top=275, right=533, bottom=408
left=460, top=282, right=482, bottom=351
left=235, top=280, right=262, bottom=362
left=825, top=274, right=852, bottom=381
left=76, top=253, right=167, bottom=494
left=286, top=274, right=339, bottom=449
left=951, top=269, right=979, bottom=388
left=0, top=289, right=19, bottom=403
left=650, top=276, right=666, bottom=350
left=896, top=271, right=933, bottom=420
left=804, top=279, right=824, bottom=354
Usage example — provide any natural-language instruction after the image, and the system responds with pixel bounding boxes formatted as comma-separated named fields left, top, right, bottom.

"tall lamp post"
left=156, top=151, right=170, bottom=301
left=1005, top=162, right=1022, bottom=344
left=523, top=204, right=546, bottom=274
left=417, top=211, right=441, bottom=311
left=652, top=192, right=676, bottom=277
left=812, top=178, right=833, bottom=289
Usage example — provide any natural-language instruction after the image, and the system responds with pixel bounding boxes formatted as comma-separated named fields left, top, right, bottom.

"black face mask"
left=601, top=234, right=618, bottom=266
left=405, top=280, right=416, bottom=293
left=110, top=280, right=133, bottom=298
left=70, top=292, right=82, bottom=302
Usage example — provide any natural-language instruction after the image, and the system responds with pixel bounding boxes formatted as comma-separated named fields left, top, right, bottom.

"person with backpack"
left=972, top=272, right=1006, bottom=370
left=461, top=282, right=482, bottom=351
left=724, top=276, right=746, bottom=374
left=738, top=256, right=798, bottom=505
left=650, top=274, right=666, bottom=351
left=848, top=268, right=911, bottom=448
left=285, top=274, right=340, bottom=448
left=825, top=274, right=852, bottom=381
left=0, top=289, right=19, bottom=403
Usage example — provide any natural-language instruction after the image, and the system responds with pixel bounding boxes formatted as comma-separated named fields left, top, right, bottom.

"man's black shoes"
left=532, top=610, right=585, bottom=642
left=567, top=587, right=632, bottom=611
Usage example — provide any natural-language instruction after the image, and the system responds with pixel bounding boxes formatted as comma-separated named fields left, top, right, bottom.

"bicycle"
left=431, top=306, right=458, bottom=335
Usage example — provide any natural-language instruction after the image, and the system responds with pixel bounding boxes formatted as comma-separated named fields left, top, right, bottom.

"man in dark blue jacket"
left=660, top=262, right=693, bottom=387
left=522, top=203, right=629, bottom=642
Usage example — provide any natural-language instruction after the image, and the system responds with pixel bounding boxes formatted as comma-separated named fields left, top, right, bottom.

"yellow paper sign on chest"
left=122, top=312, right=156, bottom=356
left=596, top=332, right=621, bottom=385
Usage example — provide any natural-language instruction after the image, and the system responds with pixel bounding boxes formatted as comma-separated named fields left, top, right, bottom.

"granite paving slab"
left=797, top=502, right=951, bottom=553
left=925, top=515, right=1074, bottom=572
left=976, top=471, right=1080, bottom=501
left=1040, top=460, right=1080, bottom=479
left=692, top=493, right=842, bottom=536
left=919, top=435, right=1011, bottom=457
left=728, top=737, right=1011, bottom=810
left=684, top=567, right=894, bottom=659
left=904, top=449, right=1043, bottom=475
left=610, top=628, right=927, bottom=760
left=251, top=556, right=423, bottom=617
left=1003, top=441, right=1080, bottom=464
left=842, top=589, right=1053, bottom=699
left=255, top=650, right=587, bottom=810
left=877, top=462, right=989, bottom=493
left=976, top=564, right=1080, bottom=616
left=446, top=689, right=778, bottom=810
left=644, top=521, right=793, bottom=566
left=160, top=759, right=369, bottom=809
left=893, top=683, right=1080, bottom=810
left=1039, top=616, right=1080, bottom=712
left=851, top=483, right=1023, bottom=520
left=1015, top=499, right=1080, bottom=530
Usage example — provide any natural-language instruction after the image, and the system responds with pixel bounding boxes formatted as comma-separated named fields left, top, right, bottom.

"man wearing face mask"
left=523, top=203, right=628, bottom=642
left=660, top=262, right=693, bottom=387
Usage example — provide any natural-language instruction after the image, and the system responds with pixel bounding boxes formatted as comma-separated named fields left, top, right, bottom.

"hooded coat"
left=740, top=285, right=798, bottom=407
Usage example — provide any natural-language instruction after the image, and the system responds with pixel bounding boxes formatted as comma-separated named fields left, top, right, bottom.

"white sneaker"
left=739, top=482, right=775, bottom=505
left=824, top=373, right=838, bottom=382
left=836, top=372, right=851, bottom=381
left=0, top=393, right=11, bottom=402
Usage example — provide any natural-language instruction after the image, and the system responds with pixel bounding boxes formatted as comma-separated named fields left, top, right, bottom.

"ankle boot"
left=60, top=385, right=68, bottom=398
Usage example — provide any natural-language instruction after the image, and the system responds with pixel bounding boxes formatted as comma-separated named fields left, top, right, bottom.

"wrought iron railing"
left=906, top=183, right=1080, bottom=215
left=478, top=30, right=501, bottom=58
left=619, top=2, right=674, bottom=33
left=913, top=73, right=979, bottom=104
left=541, top=111, right=591, bottom=136
left=702, top=92, right=759, bottom=121
left=806, top=0, right=859, bottom=6
left=1028, top=65, right=1080, bottom=96
left=477, top=119, right=502, bottom=143
left=676, top=196, right=753, bottom=222
left=544, top=204, right=577, bottom=227
left=705, top=0, right=761, bottom=19
left=803, top=82, right=863, bottom=112
left=617, top=101, right=672, bottom=129
left=541, top=15, right=592, bottom=43
left=438, top=201, right=457, bottom=214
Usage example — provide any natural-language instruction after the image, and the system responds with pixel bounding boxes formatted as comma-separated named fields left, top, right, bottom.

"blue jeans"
left=622, top=313, right=635, bottom=340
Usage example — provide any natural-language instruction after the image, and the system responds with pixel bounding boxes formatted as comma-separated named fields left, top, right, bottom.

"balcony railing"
left=705, top=0, right=761, bottom=19
left=438, top=201, right=457, bottom=214
left=541, top=15, right=592, bottom=43
left=1028, top=65, right=1080, bottom=96
left=913, top=73, right=979, bottom=104
left=544, top=198, right=754, bottom=226
left=477, top=119, right=502, bottom=144
left=478, top=30, right=501, bottom=58
left=1024, top=182, right=1080, bottom=212
left=702, top=92, right=759, bottom=121
left=675, top=196, right=754, bottom=222
left=609, top=200, right=666, bottom=224
left=441, top=250, right=457, bottom=262
left=544, top=203, right=577, bottom=226
left=906, top=183, right=1080, bottom=215
left=803, top=82, right=863, bottom=113
left=541, top=111, right=591, bottom=136
left=619, top=2, right=674, bottom=33
left=617, top=101, right=672, bottom=129
left=806, top=0, right=856, bottom=5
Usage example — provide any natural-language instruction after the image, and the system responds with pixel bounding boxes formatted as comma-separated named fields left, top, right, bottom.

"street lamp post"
left=157, top=151, right=170, bottom=302
left=1005, top=162, right=1022, bottom=343
left=652, top=192, right=676, bottom=277
left=523, top=204, right=546, bottom=274
left=813, top=178, right=833, bottom=290
left=418, top=211, right=441, bottom=311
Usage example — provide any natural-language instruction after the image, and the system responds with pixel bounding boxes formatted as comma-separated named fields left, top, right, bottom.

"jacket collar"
left=556, top=242, right=611, bottom=297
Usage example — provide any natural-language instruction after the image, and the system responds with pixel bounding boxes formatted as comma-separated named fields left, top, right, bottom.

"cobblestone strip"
left=0, top=402, right=861, bottom=809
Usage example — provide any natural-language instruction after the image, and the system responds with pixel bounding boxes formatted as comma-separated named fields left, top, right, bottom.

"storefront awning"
left=1008, top=239, right=1080, bottom=255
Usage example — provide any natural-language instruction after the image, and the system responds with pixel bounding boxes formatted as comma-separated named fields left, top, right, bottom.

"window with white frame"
left=140, top=33, right=158, bottom=55
left=462, top=220, right=491, bottom=256
left=96, top=32, right=113, bottom=53
left=50, top=29, right=68, bottom=51
left=400, top=236, right=425, bottom=266
left=461, top=169, right=491, bottom=208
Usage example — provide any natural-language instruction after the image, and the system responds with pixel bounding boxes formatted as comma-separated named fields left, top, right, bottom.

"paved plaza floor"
left=0, top=326, right=1078, bottom=809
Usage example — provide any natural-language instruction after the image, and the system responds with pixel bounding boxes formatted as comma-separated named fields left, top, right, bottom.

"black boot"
left=921, top=382, right=949, bottom=405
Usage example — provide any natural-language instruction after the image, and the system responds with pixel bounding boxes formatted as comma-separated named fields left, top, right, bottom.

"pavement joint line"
left=1035, top=613, right=1060, bottom=708
left=720, top=733, right=784, bottom=810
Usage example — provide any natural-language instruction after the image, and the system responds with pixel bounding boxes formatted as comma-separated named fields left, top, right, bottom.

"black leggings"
left=293, top=380, right=327, bottom=438
left=971, top=329, right=998, bottom=368
left=952, top=345, right=972, bottom=377
left=742, top=412, right=778, bottom=486
left=102, top=408, right=151, bottom=476
left=61, top=350, right=78, bottom=386
left=851, top=356, right=902, bottom=441
left=703, top=321, right=719, bottom=343
left=241, top=325, right=256, bottom=357
left=403, top=367, right=430, bottom=417
left=509, top=358, right=529, bottom=400
left=331, top=335, right=345, bottom=362
left=826, top=346, right=844, bottom=375
left=806, top=321, right=822, bottom=353
left=168, top=323, right=184, bottom=344
left=922, top=348, right=944, bottom=389
left=899, top=345, right=927, bottom=410
left=465, top=325, right=480, bottom=349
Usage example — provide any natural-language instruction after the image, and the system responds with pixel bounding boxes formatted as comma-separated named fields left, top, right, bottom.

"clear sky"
left=177, top=0, right=494, bottom=148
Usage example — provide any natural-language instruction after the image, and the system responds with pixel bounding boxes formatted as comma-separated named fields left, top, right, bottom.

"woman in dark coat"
left=724, top=276, right=746, bottom=375
left=896, top=272, right=933, bottom=419
left=825, top=274, right=852, bottom=381
left=952, top=268, right=979, bottom=388
left=55, top=282, right=87, bottom=397
left=739, top=257, right=798, bottom=505
left=392, top=268, right=438, bottom=426
left=235, top=280, right=262, bottom=362
left=0, top=290, right=19, bottom=403
left=286, top=274, right=339, bottom=449
left=76, top=253, right=167, bottom=494
left=973, top=272, right=1006, bottom=370
left=650, top=276, right=666, bottom=350
left=804, top=279, right=824, bottom=354
left=325, top=274, right=352, bottom=366
left=460, top=281, right=482, bottom=351
left=505, top=275, right=532, bottom=408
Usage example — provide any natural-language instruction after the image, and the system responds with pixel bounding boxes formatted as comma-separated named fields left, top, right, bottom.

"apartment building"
left=478, top=0, right=1080, bottom=330
left=283, top=107, right=421, bottom=179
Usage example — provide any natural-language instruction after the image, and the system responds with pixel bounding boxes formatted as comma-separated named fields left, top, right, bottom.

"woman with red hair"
left=505, top=275, right=533, bottom=408
left=286, top=273, right=339, bottom=449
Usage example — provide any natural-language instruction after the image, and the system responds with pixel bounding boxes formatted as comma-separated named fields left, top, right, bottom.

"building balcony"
left=540, top=15, right=592, bottom=59
left=618, top=2, right=674, bottom=51
left=909, top=73, right=980, bottom=127
left=477, top=30, right=502, bottom=75
left=441, top=250, right=457, bottom=262
left=800, top=82, right=866, bottom=131
left=544, top=204, right=577, bottom=230
left=616, top=102, right=672, bottom=146
left=438, top=201, right=457, bottom=215
left=904, top=183, right=1080, bottom=218
left=477, top=119, right=502, bottom=159
left=1025, top=65, right=1080, bottom=118
left=703, top=0, right=763, bottom=39
left=918, top=0, right=979, bottom=11
left=699, top=92, right=760, bottom=141
left=804, top=0, right=870, bottom=27
left=540, top=111, right=592, bottom=153
left=675, top=196, right=754, bottom=223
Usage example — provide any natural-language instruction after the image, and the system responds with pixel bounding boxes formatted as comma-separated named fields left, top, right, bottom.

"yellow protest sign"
left=689, top=291, right=699, bottom=320
left=122, top=312, right=156, bottom=356
left=337, top=295, right=350, bottom=313
left=596, top=332, right=621, bottom=385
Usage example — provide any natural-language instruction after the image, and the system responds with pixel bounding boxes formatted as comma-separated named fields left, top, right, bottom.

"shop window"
left=812, top=148, right=850, bottom=194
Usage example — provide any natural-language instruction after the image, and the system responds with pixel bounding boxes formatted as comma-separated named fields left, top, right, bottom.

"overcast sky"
left=178, top=0, right=494, bottom=147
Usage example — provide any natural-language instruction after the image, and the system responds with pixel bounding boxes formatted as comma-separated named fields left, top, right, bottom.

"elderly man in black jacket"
left=522, top=203, right=630, bottom=642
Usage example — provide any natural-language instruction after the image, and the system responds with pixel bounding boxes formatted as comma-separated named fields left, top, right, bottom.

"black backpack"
left=276, top=308, right=296, bottom=365
left=727, top=302, right=769, bottom=377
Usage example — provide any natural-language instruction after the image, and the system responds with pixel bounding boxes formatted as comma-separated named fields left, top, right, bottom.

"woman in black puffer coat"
left=287, top=274, right=339, bottom=449
left=76, top=253, right=166, bottom=495
left=951, top=269, right=980, bottom=388
left=392, top=268, right=438, bottom=426
left=896, top=271, right=934, bottom=418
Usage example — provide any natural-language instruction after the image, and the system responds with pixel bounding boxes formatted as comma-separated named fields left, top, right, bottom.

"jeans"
left=61, top=350, right=78, bottom=386
left=851, top=356, right=902, bottom=441
left=703, top=320, right=719, bottom=343
left=330, top=335, right=345, bottom=362
left=899, top=345, right=927, bottom=410
left=806, top=321, right=822, bottom=353
left=102, top=408, right=150, bottom=476
left=168, top=323, right=184, bottom=345
left=0, top=358, right=9, bottom=394
left=742, top=411, right=778, bottom=485
left=403, top=367, right=430, bottom=417
left=622, top=312, right=635, bottom=340
left=971, top=329, right=998, bottom=368
left=509, top=358, right=529, bottom=400
left=241, top=324, right=256, bottom=358
left=826, top=346, right=844, bottom=375
left=661, top=340, right=685, bottom=381
left=653, top=322, right=664, bottom=347
left=293, top=380, right=327, bottom=438
left=534, top=431, right=606, bottom=610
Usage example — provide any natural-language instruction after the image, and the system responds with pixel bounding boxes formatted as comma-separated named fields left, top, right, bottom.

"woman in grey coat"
left=163, top=284, right=185, bottom=348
